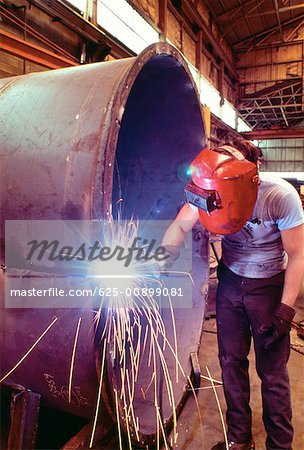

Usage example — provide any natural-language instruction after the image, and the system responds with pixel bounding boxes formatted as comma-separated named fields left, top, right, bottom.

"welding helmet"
left=185, top=145, right=259, bottom=234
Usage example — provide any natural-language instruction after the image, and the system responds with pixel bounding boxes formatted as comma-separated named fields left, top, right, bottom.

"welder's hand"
left=138, top=245, right=179, bottom=280
left=151, top=245, right=180, bottom=278
left=160, top=245, right=180, bottom=270
left=258, top=303, right=295, bottom=350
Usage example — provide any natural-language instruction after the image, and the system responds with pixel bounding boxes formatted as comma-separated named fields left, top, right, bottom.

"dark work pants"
left=216, top=263, right=293, bottom=450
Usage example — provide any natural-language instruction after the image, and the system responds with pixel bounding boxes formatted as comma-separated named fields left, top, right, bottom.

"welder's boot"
left=211, top=440, right=255, bottom=450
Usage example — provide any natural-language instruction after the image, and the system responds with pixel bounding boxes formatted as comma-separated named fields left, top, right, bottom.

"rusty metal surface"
left=0, top=55, right=134, bottom=231
left=0, top=42, right=207, bottom=444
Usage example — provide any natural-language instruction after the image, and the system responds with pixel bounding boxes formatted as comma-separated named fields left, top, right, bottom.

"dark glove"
left=258, top=303, right=295, bottom=350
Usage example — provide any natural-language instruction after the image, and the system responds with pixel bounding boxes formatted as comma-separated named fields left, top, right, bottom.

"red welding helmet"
left=185, top=145, right=259, bottom=234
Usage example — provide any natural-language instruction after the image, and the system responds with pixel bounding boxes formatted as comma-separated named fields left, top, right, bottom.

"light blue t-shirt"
left=221, top=173, right=304, bottom=278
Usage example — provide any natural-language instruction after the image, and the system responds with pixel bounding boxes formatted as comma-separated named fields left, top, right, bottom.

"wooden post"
left=196, top=29, right=202, bottom=73
left=159, top=0, right=168, bottom=40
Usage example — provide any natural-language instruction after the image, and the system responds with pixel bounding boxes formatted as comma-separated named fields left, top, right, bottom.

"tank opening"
left=113, top=54, right=205, bottom=220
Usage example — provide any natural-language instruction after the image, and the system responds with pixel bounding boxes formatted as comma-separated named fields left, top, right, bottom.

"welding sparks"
left=89, top=338, right=107, bottom=449
left=206, top=365, right=228, bottom=450
left=4, top=216, right=200, bottom=449
left=68, top=317, right=82, bottom=403
left=88, top=217, right=202, bottom=449
left=0, top=317, right=58, bottom=383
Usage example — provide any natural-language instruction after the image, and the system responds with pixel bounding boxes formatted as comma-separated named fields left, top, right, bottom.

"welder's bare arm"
left=281, top=223, right=304, bottom=308
left=162, top=204, right=199, bottom=247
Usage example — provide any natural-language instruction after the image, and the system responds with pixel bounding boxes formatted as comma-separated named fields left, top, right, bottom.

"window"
left=200, top=76, right=221, bottom=119
left=67, top=0, right=242, bottom=132
left=187, top=61, right=200, bottom=90
left=66, top=0, right=86, bottom=13
left=222, top=100, right=236, bottom=129
left=237, top=117, right=251, bottom=132
left=97, top=0, right=159, bottom=54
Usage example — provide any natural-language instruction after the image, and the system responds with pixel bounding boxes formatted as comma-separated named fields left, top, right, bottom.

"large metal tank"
left=0, top=43, right=208, bottom=446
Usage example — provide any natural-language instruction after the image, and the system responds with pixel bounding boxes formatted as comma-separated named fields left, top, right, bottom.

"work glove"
left=258, top=303, right=295, bottom=350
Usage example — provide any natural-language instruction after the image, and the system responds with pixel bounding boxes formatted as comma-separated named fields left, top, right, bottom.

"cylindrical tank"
left=0, top=43, right=207, bottom=445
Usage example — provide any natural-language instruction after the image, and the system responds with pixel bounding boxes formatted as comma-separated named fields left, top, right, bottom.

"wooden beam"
left=242, top=128, right=304, bottom=139
left=0, top=5, right=79, bottom=62
left=216, top=0, right=258, bottom=21
left=236, top=38, right=303, bottom=51
left=0, top=29, right=78, bottom=69
left=274, top=0, right=283, bottom=40
left=240, top=96, right=301, bottom=105
left=241, top=103, right=303, bottom=110
left=159, top=0, right=168, bottom=37
left=219, top=60, right=224, bottom=106
left=29, top=0, right=107, bottom=44
left=234, top=14, right=304, bottom=49
left=196, top=29, right=202, bottom=72
left=240, top=77, right=302, bottom=85
left=237, top=59, right=303, bottom=69
left=167, top=1, right=197, bottom=41
left=285, top=20, right=304, bottom=41
left=241, top=112, right=304, bottom=118
left=91, top=0, right=98, bottom=26
left=245, top=4, right=304, bottom=17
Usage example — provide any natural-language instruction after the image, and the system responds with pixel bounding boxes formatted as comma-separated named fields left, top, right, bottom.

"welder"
left=161, top=139, right=304, bottom=450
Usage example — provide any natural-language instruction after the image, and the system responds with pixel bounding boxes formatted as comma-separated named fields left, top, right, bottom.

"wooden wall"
left=237, top=42, right=304, bottom=95
left=1, top=0, right=238, bottom=106
left=0, top=0, right=83, bottom=77
left=236, top=25, right=304, bottom=97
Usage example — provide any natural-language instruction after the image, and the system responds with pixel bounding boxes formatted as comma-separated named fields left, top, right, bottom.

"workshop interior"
left=0, top=1, right=303, bottom=449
